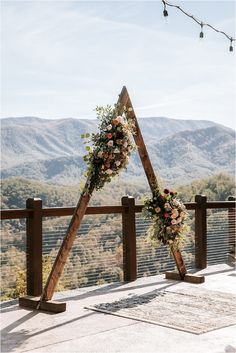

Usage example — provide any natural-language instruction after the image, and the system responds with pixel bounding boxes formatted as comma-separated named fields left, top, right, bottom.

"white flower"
left=106, top=169, right=113, bottom=175
left=97, top=151, right=103, bottom=158
left=165, top=203, right=171, bottom=210
left=171, top=219, right=177, bottom=225
left=114, top=148, right=120, bottom=154
left=107, top=140, right=114, bottom=147
left=176, top=217, right=182, bottom=224
left=115, top=161, right=121, bottom=166
left=173, top=199, right=180, bottom=207
left=107, top=124, right=112, bottom=131
left=123, top=141, right=128, bottom=148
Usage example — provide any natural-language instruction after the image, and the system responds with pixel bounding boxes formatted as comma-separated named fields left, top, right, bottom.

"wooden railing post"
left=122, top=196, right=137, bottom=281
left=26, top=198, right=43, bottom=296
left=228, top=196, right=235, bottom=258
left=195, top=194, right=207, bottom=269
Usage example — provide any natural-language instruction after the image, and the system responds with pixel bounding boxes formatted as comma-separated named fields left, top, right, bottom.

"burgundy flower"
left=116, top=131, right=124, bottom=139
left=164, top=188, right=169, bottom=194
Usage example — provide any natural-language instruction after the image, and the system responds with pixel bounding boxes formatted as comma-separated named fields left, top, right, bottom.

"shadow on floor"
left=1, top=309, right=96, bottom=353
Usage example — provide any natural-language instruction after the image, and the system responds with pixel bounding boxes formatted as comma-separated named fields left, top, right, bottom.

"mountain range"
left=1, top=116, right=235, bottom=186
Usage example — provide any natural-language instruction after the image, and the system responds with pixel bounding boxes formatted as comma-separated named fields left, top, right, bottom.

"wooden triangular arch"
left=19, top=87, right=204, bottom=313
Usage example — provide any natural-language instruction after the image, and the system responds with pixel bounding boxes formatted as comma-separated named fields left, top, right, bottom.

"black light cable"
left=162, top=0, right=235, bottom=52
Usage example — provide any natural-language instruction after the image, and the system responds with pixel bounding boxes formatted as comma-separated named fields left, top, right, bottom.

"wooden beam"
left=165, top=272, right=205, bottom=284
left=19, top=296, right=66, bottom=313
left=195, top=195, right=207, bottom=269
left=118, top=87, right=159, bottom=191
left=118, top=87, right=187, bottom=279
left=26, top=198, right=43, bottom=296
left=41, top=188, right=92, bottom=301
left=122, top=196, right=137, bottom=281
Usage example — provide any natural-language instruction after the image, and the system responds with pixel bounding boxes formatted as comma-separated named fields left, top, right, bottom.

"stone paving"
left=1, top=264, right=236, bottom=353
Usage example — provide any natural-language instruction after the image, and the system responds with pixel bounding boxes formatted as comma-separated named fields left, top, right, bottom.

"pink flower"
left=106, top=169, right=113, bottom=175
left=171, top=219, right=177, bottom=225
left=116, top=116, right=124, bottom=124
left=115, top=161, right=121, bottom=166
left=107, top=140, right=114, bottom=147
left=107, top=133, right=113, bottom=139
left=171, top=209, right=179, bottom=219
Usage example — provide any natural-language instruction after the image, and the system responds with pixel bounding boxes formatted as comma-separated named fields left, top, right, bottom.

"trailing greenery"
left=143, top=188, right=189, bottom=248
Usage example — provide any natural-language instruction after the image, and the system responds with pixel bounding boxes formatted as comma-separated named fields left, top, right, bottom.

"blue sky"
left=1, top=1, right=235, bottom=128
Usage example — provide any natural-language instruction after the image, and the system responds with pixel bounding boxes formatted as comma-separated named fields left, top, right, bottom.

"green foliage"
left=177, top=173, right=235, bottom=202
left=81, top=105, right=135, bottom=194
left=0, top=172, right=234, bottom=301
left=0, top=177, right=81, bottom=209
left=143, top=188, right=189, bottom=248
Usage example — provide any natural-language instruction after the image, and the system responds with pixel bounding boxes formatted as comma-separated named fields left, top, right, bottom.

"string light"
left=162, top=0, right=235, bottom=52
left=199, top=23, right=204, bottom=39
left=163, top=2, right=168, bottom=17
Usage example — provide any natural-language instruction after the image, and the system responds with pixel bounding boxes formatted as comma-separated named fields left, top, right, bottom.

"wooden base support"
left=19, top=296, right=66, bottom=313
left=165, top=271, right=205, bottom=284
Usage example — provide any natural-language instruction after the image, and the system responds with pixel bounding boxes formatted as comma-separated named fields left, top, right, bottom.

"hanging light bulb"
left=229, top=38, right=233, bottom=52
left=199, top=23, right=204, bottom=38
left=163, top=1, right=168, bottom=17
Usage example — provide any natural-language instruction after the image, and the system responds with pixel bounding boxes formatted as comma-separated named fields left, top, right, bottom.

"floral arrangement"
left=142, top=188, right=189, bottom=248
left=81, top=105, right=135, bottom=194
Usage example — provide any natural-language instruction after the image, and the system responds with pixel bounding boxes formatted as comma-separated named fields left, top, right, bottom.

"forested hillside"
left=1, top=117, right=235, bottom=186
left=1, top=173, right=235, bottom=210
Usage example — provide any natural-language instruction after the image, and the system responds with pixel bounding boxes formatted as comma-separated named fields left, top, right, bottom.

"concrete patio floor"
left=1, top=264, right=236, bottom=353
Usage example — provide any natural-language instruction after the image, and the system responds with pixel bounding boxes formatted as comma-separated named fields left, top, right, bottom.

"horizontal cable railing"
left=0, top=195, right=235, bottom=301
left=1, top=221, right=26, bottom=301
left=207, top=209, right=232, bottom=265
left=42, top=214, right=123, bottom=290
left=135, top=211, right=195, bottom=278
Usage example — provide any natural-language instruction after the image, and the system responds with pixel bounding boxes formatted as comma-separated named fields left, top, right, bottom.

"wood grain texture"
left=119, top=87, right=187, bottom=278
left=19, top=296, right=66, bottom=313
left=118, top=86, right=158, bottom=191
left=42, top=189, right=92, bottom=301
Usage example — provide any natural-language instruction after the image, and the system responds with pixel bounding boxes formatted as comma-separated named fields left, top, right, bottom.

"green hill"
left=1, top=173, right=235, bottom=210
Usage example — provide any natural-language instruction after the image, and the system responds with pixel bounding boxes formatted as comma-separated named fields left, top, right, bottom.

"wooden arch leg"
left=118, top=86, right=204, bottom=283
left=19, top=180, right=94, bottom=312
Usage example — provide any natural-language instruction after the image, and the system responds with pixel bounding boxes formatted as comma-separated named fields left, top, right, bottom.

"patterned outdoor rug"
left=85, top=288, right=236, bottom=335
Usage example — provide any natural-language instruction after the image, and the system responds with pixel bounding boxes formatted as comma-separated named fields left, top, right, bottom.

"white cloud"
left=1, top=1, right=235, bottom=129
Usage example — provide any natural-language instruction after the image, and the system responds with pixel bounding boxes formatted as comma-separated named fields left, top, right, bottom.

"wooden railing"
left=1, top=195, right=235, bottom=297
